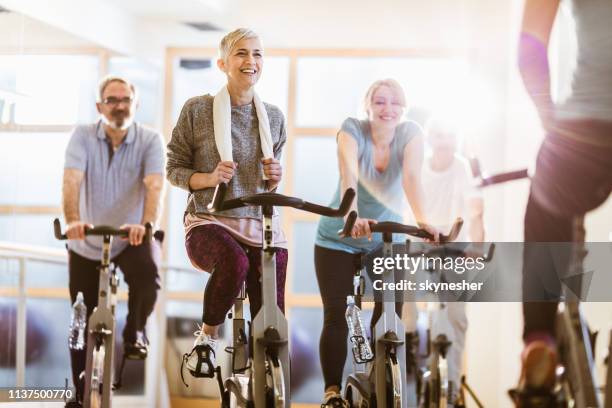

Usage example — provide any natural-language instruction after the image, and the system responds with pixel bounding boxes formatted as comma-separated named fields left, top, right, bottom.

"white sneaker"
left=321, top=391, right=349, bottom=407
left=181, top=324, right=218, bottom=381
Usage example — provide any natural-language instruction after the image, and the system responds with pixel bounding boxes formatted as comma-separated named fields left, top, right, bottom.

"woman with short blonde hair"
left=166, top=28, right=287, bottom=379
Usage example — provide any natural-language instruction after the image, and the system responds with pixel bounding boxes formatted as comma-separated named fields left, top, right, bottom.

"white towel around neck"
left=213, top=86, right=274, bottom=180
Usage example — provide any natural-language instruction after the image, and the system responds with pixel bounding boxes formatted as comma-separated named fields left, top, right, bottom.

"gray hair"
left=96, top=75, right=137, bottom=103
left=219, top=28, right=261, bottom=62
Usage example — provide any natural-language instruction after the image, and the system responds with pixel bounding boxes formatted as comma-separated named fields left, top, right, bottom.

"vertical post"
left=16, top=258, right=26, bottom=387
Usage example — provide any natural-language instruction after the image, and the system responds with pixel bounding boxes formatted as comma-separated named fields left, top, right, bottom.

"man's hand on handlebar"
left=120, top=224, right=146, bottom=246
left=66, top=221, right=94, bottom=240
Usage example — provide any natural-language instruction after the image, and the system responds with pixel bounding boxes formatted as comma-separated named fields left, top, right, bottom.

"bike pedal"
left=508, top=387, right=558, bottom=408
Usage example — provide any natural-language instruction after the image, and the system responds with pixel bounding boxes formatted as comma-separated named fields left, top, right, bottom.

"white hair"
left=218, top=28, right=261, bottom=62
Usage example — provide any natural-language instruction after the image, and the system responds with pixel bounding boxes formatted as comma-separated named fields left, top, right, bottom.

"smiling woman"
left=312, top=78, right=442, bottom=406
left=165, top=27, right=289, bottom=379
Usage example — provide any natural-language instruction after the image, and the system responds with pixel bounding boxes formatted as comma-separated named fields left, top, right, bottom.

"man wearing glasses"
left=62, top=76, right=164, bottom=405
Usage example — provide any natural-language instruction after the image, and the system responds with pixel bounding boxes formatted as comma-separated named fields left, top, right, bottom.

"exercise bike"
left=508, top=217, right=611, bottom=408
left=54, top=219, right=162, bottom=408
left=405, top=242, right=495, bottom=408
left=340, top=211, right=463, bottom=408
left=206, top=184, right=355, bottom=408
left=466, top=158, right=611, bottom=407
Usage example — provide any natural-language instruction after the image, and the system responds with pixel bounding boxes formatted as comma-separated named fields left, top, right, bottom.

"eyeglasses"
left=102, top=96, right=134, bottom=106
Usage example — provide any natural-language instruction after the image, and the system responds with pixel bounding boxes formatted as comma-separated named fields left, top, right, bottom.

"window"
left=0, top=55, right=99, bottom=125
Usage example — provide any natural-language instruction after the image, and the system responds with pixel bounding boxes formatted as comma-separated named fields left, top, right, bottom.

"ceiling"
left=0, top=0, right=518, bottom=63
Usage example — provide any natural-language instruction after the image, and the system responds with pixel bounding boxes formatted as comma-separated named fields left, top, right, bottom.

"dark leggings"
left=315, top=245, right=401, bottom=390
left=523, top=125, right=612, bottom=341
left=185, top=224, right=288, bottom=325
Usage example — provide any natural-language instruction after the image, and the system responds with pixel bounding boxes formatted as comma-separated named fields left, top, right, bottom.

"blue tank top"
left=315, top=117, right=423, bottom=254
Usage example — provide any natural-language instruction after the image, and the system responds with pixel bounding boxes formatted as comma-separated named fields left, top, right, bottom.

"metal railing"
left=0, top=240, right=200, bottom=407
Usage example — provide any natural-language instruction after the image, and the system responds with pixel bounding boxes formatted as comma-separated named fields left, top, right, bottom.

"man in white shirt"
left=403, top=117, right=484, bottom=405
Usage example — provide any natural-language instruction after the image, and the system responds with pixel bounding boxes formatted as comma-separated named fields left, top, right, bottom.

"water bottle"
left=69, top=292, right=87, bottom=350
left=345, top=295, right=373, bottom=363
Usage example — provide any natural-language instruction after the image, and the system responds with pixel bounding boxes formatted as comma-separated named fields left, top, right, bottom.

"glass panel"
left=0, top=214, right=64, bottom=249
left=172, top=57, right=226, bottom=122
left=23, top=298, right=71, bottom=387
left=289, top=307, right=324, bottom=403
left=172, top=56, right=289, bottom=122
left=293, top=136, right=339, bottom=205
left=255, top=57, right=289, bottom=117
left=0, top=298, right=17, bottom=386
left=0, top=132, right=70, bottom=206
left=166, top=188, right=193, bottom=271
left=0, top=55, right=99, bottom=125
left=0, top=259, right=19, bottom=288
left=25, top=261, right=67, bottom=289
left=23, top=299, right=144, bottom=394
left=108, top=57, right=161, bottom=127
left=291, top=222, right=320, bottom=295
left=296, top=57, right=469, bottom=128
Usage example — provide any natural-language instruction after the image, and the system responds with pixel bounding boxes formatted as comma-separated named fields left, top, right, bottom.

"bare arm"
left=337, top=130, right=377, bottom=238
left=337, top=130, right=359, bottom=214
left=468, top=197, right=485, bottom=242
left=518, top=0, right=561, bottom=128
left=142, top=174, right=164, bottom=226
left=62, top=168, right=92, bottom=240
left=62, top=169, right=84, bottom=224
left=520, top=0, right=560, bottom=43
left=401, top=134, right=427, bottom=224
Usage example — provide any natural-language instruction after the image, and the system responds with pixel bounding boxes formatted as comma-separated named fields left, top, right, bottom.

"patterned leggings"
left=186, top=224, right=288, bottom=325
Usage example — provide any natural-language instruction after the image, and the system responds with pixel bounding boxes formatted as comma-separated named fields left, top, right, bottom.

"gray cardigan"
left=166, top=94, right=286, bottom=218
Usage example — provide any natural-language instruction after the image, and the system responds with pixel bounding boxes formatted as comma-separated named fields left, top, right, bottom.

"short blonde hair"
left=96, top=75, right=136, bottom=103
left=219, top=28, right=261, bottom=62
left=363, top=79, right=407, bottom=115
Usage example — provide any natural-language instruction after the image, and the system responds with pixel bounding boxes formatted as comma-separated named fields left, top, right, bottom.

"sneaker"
left=124, top=330, right=149, bottom=360
left=64, top=398, right=82, bottom=408
left=321, top=391, right=349, bottom=407
left=519, top=340, right=557, bottom=390
left=181, top=324, right=218, bottom=382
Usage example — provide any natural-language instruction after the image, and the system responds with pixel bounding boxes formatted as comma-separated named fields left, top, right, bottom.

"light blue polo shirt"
left=64, top=120, right=164, bottom=260
left=315, top=118, right=422, bottom=254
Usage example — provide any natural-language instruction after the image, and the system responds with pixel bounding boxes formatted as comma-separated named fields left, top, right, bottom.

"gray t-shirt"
left=315, top=118, right=422, bottom=253
left=64, top=121, right=165, bottom=260
left=557, top=0, right=612, bottom=121
left=166, top=94, right=287, bottom=219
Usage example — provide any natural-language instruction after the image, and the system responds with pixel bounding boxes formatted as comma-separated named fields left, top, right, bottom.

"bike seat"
left=257, top=329, right=288, bottom=349
left=380, top=331, right=404, bottom=347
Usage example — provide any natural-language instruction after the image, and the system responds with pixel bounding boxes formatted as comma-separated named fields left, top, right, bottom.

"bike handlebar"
left=53, top=218, right=154, bottom=242
left=469, top=157, right=529, bottom=188
left=340, top=210, right=463, bottom=243
left=413, top=242, right=496, bottom=263
left=479, top=169, right=529, bottom=187
left=206, top=183, right=355, bottom=218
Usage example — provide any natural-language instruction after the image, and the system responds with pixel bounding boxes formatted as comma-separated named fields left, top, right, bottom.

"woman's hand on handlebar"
left=66, top=221, right=93, bottom=240
left=418, top=222, right=441, bottom=243
left=349, top=217, right=377, bottom=240
left=262, top=158, right=282, bottom=182
left=120, top=224, right=146, bottom=246
left=211, top=161, right=237, bottom=185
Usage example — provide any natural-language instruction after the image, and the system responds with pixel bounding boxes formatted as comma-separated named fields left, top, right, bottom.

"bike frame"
left=208, top=185, right=355, bottom=408
left=83, top=234, right=117, bottom=408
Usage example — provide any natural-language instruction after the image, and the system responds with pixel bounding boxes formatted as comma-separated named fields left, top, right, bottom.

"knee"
left=323, top=304, right=348, bottom=329
left=139, top=258, right=161, bottom=289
